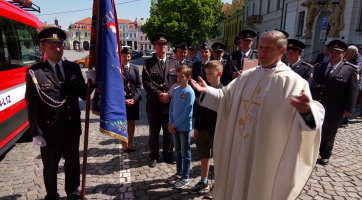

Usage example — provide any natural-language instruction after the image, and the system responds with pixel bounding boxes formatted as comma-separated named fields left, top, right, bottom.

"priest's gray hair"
left=261, top=30, right=287, bottom=49
left=348, top=45, right=358, bottom=55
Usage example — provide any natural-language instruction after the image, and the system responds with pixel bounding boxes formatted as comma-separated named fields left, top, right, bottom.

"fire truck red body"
left=0, top=0, right=42, bottom=155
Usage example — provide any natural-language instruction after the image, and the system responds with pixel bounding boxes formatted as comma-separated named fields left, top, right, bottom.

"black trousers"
left=319, top=113, right=343, bottom=159
left=147, top=112, right=173, bottom=160
left=40, top=136, right=80, bottom=200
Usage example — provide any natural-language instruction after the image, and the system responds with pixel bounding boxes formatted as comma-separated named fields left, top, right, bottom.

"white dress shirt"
left=47, top=59, right=64, bottom=78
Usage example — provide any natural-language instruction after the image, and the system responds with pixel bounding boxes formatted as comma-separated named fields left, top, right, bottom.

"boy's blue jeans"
left=173, top=131, right=191, bottom=179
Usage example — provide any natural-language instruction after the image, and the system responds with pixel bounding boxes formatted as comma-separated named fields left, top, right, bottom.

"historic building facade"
left=135, top=18, right=153, bottom=51
left=243, top=0, right=362, bottom=63
left=67, top=17, right=91, bottom=50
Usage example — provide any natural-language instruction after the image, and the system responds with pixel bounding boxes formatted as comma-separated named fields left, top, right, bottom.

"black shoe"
left=67, top=194, right=82, bottom=200
left=317, top=158, right=329, bottom=165
left=164, top=157, right=176, bottom=164
left=148, top=159, right=157, bottom=167
left=189, top=181, right=209, bottom=194
left=339, top=123, right=349, bottom=128
left=127, top=148, right=136, bottom=152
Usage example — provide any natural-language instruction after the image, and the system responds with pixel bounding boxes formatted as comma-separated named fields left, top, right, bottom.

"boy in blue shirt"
left=167, top=65, right=195, bottom=189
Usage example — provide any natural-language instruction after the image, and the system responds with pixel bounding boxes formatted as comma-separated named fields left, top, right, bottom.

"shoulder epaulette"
left=301, top=61, right=313, bottom=68
left=185, top=59, right=193, bottom=63
left=253, top=49, right=258, bottom=53
left=314, top=61, right=325, bottom=66
left=345, top=61, right=358, bottom=68
left=169, top=56, right=177, bottom=60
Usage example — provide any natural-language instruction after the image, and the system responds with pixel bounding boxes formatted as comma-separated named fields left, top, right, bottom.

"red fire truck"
left=0, top=0, right=43, bottom=155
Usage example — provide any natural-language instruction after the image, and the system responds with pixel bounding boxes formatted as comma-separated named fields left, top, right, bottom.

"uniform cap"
left=178, top=42, right=188, bottom=50
left=200, top=42, right=212, bottom=51
left=234, top=35, right=241, bottom=45
left=121, top=47, right=131, bottom=54
left=278, top=30, right=289, bottom=38
left=287, top=39, right=306, bottom=50
left=188, top=45, right=196, bottom=51
left=212, top=42, right=226, bottom=51
left=238, top=30, right=256, bottom=40
left=327, top=40, right=347, bottom=52
left=36, top=27, right=66, bottom=43
left=151, top=32, right=168, bottom=45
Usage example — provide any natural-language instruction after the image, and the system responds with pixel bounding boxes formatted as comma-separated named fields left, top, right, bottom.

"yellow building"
left=223, top=0, right=244, bottom=52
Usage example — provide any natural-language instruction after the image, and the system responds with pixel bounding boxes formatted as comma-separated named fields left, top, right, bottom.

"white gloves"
left=86, top=69, right=96, bottom=85
left=33, top=135, right=47, bottom=147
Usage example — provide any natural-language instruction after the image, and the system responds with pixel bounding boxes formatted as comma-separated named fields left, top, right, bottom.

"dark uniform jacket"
left=123, top=63, right=142, bottom=101
left=311, top=60, right=359, bottom=119
left=288, top=59, right=313, bottom=83
left=195, top=83, right=223, bottom=136
left=142, top=56, right=179, bottom=114
left=178, top=59, right=193, bottom=68
left=25, top=60, right=90, bottom=143
left=192, top=60, right=210, bottom=98
left=224, top=49, right=258, bottom=83
left=315, top=53, right=326, bottom=64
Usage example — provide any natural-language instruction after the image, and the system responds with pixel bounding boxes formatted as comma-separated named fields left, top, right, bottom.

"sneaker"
left=174, top=178, right=189, bottom=189
left=189, top=181, right=209, bottom=194
left=205, top=184, right=214, bottom=199
left=167, top=174, right=181, bottom=184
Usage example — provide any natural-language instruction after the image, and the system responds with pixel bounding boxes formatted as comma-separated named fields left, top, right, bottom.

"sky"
left=34, top=0, right=234, bottom=29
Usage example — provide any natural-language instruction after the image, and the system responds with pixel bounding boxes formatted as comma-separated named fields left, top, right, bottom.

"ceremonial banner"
left=92, top=0, right=128, bottom=143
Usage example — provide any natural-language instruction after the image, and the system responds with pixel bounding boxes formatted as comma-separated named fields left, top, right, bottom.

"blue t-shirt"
left=169, top=85, right=195, bottom=131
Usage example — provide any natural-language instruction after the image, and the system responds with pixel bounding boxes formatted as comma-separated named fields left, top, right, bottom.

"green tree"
left=141, top=0, right=225, bottom=46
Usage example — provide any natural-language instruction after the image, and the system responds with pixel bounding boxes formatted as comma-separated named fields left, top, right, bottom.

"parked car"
left=133, top=50, right=143, bottom=57
left=131, top=51, right=138, bottom=59
left=75, top=55, right=89, bottom=68
left=145, top=49, right=156, bottom=56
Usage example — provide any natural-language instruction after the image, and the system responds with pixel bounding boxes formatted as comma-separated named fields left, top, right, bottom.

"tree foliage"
left=141, top=0, right=224, bottom=46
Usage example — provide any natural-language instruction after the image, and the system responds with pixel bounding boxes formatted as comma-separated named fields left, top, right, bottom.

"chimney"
left=55, top=18, right=58, bottom=26
left=45, top=21, right=47, bottom=25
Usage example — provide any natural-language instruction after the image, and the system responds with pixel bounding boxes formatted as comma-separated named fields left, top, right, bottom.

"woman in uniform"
left=121, top=47, right=142, bottom=152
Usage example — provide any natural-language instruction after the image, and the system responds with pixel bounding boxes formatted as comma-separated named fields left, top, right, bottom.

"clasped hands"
left=159, top=92, right=170, bottom=103
left=125, top=99, right=135, bottom=106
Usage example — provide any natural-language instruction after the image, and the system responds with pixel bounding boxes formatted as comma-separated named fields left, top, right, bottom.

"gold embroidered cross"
left=238, top=80, right=262, bottom=141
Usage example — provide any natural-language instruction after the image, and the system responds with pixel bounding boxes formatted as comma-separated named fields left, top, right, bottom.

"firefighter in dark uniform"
left=25, top=27, right=96, bottom=200
left=310, top=40, right=359, bottom=165
left=176, top=42, right=193, bottom=68
left=286, top=39, right=313, bottom=83
left=192, top=43, right=212, bottom=120
left=192, top=42, right=212, bottom=92
left=121, top=47, right=142, bottom=153
left=224, top=30, right=258, bottom=84
left=211, top=42, right=228, bottom=86
left=142, top=33, right=179, bottom=167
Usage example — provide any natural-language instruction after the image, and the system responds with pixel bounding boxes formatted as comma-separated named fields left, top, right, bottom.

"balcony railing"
left=247, top=15, right=263, bottom=25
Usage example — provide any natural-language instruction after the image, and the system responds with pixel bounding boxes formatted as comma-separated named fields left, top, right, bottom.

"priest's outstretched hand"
left=290, top=90, right=311, bottom=115
left=190, top=76, right=208, bottom=93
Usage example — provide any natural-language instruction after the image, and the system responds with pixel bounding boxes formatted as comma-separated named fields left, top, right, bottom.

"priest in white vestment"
left=190, top=30, right=325, bottom=200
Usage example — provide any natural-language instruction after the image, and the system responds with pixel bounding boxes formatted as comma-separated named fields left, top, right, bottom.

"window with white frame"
left=297, top=11, right=305, bottom=36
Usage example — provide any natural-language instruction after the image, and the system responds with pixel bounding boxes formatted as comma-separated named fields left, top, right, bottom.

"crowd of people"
left=25, top=26, right=362, bottom=200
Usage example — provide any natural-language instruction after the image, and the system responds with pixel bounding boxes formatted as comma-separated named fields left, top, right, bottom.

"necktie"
left=55, top=64, right=64, bottom=82
left=161, top=60, right=165, bottom=73
left=124, top=65, right=128, bottom=72
left=325, top=65, right=333, bottom=76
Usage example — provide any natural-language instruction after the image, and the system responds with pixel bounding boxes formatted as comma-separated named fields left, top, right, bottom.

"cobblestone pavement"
left=1, top=84, right=362, bottom=199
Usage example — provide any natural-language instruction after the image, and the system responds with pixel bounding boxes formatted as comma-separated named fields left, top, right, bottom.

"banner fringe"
left=100, top=128, right=128, bottom=144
